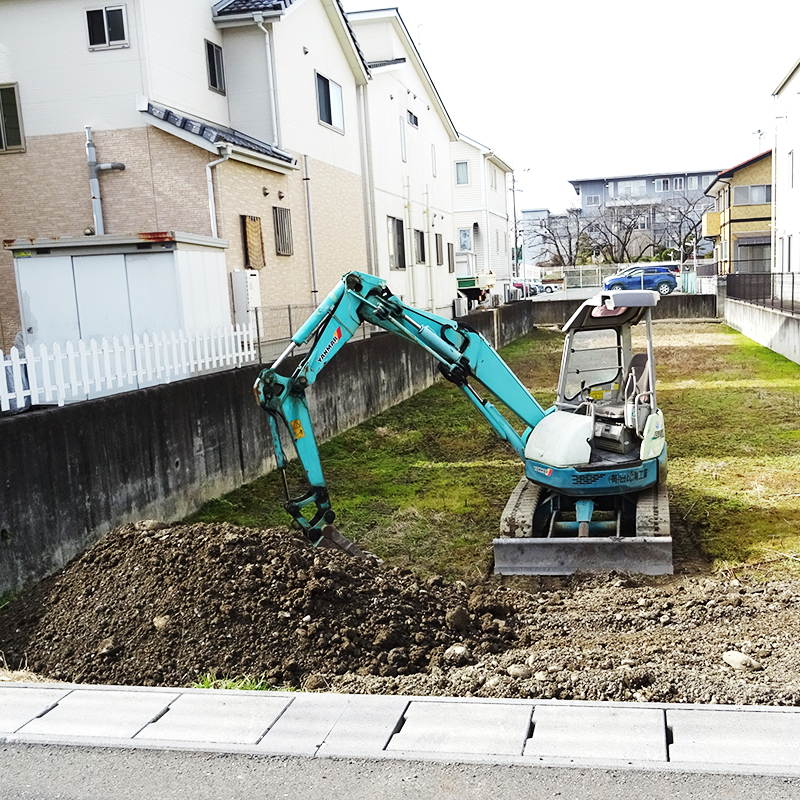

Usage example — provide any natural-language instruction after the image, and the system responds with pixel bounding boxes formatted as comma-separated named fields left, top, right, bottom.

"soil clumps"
left=2, top=520, right=800, bottom=706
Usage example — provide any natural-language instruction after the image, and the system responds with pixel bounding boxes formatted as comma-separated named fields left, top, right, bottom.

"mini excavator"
left=253, top=271, right=670, bottom=575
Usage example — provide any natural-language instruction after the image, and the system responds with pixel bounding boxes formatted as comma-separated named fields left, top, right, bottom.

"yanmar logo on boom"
left=317, top=326, right=342, bottom=363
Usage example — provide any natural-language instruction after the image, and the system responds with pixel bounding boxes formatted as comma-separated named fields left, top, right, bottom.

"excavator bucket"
left=493, top=478, right=672, bottom=575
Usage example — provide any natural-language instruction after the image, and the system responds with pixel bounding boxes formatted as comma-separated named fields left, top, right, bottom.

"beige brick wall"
left=0, top=127, right=368, bottom=349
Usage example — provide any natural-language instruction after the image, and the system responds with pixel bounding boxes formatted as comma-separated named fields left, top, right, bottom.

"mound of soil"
left=3, top=520, right=800, bottom=706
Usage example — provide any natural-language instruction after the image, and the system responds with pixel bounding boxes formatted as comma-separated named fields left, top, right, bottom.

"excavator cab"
left=495, top=290, right=671, bottom=574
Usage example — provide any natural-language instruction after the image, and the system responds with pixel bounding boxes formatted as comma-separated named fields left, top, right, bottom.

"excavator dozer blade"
left=493, top=478, right=672, bottom=576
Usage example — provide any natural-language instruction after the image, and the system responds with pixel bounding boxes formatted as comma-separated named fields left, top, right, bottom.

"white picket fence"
left=1, top=324, right=258, bottom=412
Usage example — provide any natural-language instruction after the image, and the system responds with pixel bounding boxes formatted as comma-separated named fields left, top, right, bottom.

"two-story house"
left=450, top=135, right=512, bottom=293
left=0, top=0, right=372, bottom=350
left=773, top=57, right=800, bottom=273
left=702, top=151, right=773, bottom=274
left=348, top=8, right=458, bottom=316
left=568, top=170, right=719, bottom=261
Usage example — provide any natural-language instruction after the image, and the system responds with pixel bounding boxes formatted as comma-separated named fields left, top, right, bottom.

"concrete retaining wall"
left=725, top=299, right=800, bottom=366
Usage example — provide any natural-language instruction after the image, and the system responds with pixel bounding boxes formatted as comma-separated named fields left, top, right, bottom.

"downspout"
left=357, top=83, right=377, bottom=275
left=303, top=155, right=319, bottom=306
left=480, top=156, right=490, bottom=274
left=85, top=126, right=125, bottom=236
left=425, top=185, right=434, bottom=312
left=206, top=145, right=231, bottom=239
left=406, top=179, right=415, bottom=305
left=254, top=13, right=281, bottom=149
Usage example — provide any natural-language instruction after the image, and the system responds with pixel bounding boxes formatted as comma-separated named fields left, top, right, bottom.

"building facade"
left=702, top=151, right=773, bottom=274
left=568, top=169, right=719, bottom=261
left=773, top=57, right=800, bottom=273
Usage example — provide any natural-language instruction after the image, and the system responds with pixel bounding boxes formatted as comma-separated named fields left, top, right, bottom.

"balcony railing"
left=727, top=272, right=799, bottom=316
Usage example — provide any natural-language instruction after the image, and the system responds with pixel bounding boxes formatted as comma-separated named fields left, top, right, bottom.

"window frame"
left=205, top=40, right=226, bottom=95
left=585, top=194, right=600, bottom=206
left=241, top=215, right=266, bottom=269
left=0, top=83, right=25, bottom=154
left=458, top=228, right=472, bottom=252
left=316, top=72, right=344, bottom=133
left=455, top=161, right=469, bottom=185
left=687, top=176, right=699, bottom=191
left=273, top=207, right=293, bottom=256
left=414, top=229, right=426, bottom=264
left=407, top=110, right=418, bottom=128
left=733, top=184, right=772, bottom=206
left=86, top=5, right=128, bottom=50
left=387, top=216, right=406, bottom=270
left=435, top=232, right=444, bottom=265
left=655, top=178, right=670, bottom=193
left=447, top=242, right=455, bottom=273
left=673, top=176, right=684, bottom=191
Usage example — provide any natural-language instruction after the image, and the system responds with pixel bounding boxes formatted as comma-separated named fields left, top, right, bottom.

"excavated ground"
left=2, top=518, right=800, bottom=706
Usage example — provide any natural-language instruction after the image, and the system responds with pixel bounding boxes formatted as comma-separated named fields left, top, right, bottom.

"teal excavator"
left=253, top=271, right=671, bottom=575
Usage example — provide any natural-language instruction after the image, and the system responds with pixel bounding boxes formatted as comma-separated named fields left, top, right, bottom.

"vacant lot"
left=2, top=321, right=800, bottom=703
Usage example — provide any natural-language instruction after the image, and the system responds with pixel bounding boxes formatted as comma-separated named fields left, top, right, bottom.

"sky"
left=343, top=0, right=800, bottom=213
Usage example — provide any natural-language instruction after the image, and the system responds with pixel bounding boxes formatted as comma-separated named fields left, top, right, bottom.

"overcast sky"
left=344, top=0, right=800, bottom=213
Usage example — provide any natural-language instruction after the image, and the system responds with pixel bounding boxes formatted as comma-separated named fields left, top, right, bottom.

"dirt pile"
left=2, top=520, right=800, bottom=706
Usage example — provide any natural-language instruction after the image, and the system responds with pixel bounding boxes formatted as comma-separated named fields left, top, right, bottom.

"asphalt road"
left=2, top=744, right=800, bottom=800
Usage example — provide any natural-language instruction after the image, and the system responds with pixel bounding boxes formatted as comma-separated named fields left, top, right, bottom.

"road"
left=3, top=743, right=800, bottom=800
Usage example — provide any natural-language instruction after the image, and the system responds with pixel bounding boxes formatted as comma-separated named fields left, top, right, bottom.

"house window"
left=722, top=240, right=729, bottom=261
left=86, top=5, right=128, bottom=49
left=618, top=179, right=646, bottom=197
left=455, top=161, right=469, bottom=185
left=399, top=117, right=406, bottom=162
left=388, top=216, right=405, bottom=269
left=316, top=73, right=344, bottom=132
left=273, top=207, right=293, bottom=256
left=586, top=195, right=600, bottom=206
left=637, top=214, right=648, bottom=230
left=703, top=175, right=714, bottom=188
left=458, top=228, right=472, bottom=251
left=674, top=177, right=684, bottom=191
left=435, top=233, right=443, bottom=265
left=241, top=216, right=265, bottom=269
left=415, top=230, right=426, bottom=263
left=490, top=166, right=497, bottom=190
left=0, top=84, right=25, bottom=153
left=733, top=184, right=772, bottom=205
left=407, top=110, right=418, bottom=127
left=655, top=178, right=670, bottom=192
left=431, top=144, right=436, bottom=177
left=495, top=230, right=500, bottom=252
left=688, top=176, right=699, bottom=191
left=447, top=242, right=455, bottom=273
left=206, top=41, right=225, bottom=94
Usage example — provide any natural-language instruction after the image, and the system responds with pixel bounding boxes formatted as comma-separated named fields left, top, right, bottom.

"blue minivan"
left=603, top=267, right=677, bottom=295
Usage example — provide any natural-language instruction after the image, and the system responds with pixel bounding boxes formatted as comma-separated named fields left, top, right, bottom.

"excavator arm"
left=254, top=271, right=548, bottom=550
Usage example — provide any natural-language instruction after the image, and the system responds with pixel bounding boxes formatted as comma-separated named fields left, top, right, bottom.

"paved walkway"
left=2, top=683, right=800, bottom=776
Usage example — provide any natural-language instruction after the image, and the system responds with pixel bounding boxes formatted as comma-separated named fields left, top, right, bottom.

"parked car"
left=513, top=281, right=538, bottom=297
left=603, top=266, right=677, bottom=295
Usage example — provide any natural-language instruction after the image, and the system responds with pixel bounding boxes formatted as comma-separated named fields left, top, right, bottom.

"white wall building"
left=773, top=56, right=800, bottom=273
left=348, top=8, right=458, bottom=315
left=451, top=135, right=513, bottom=286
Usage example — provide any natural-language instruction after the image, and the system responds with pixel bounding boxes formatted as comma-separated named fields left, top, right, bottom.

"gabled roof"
left=143, top=102, right=297, bottom=168
left=213, top=0, right=295, bottom=15
left=348, top=8, right=457, bottom=141
left=774, top=55, right=800, bottom=96
left=704, top=150, right=772, bottom=195
left=457, top=134, right=513, bottom=174
left=213, top=0, right=369, bottom=83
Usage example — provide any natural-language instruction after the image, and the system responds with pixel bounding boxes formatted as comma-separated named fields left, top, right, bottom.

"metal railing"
left=727, top=272, right=799, bottom=316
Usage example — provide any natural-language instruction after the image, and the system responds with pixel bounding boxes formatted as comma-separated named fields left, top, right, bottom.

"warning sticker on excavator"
left=290, top=419, right=305, bottom=439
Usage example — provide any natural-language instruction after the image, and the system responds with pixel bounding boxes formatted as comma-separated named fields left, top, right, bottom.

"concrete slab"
left=386, top=701, right=533, bottom=756
left=525, top=704, right=667, bottom=762
left=668, top=708, right=800, bottom=766
left=317, top=695, right=408, bottom=757
left=0, top=687, right=72, bottom=734
left=135, top=692, right=291, bottom=745
left=258, top=693, right=352, bottom=756
left=15, top=689, right=178, bottom=740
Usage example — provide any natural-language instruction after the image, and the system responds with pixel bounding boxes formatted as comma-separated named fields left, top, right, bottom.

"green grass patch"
left=186, top=324, right=800, bottom=579
left=192, top=671, right=291, bottom=691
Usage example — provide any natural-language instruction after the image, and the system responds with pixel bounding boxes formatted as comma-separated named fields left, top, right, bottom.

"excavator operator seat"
left=595, top=353, right=652, bottom=435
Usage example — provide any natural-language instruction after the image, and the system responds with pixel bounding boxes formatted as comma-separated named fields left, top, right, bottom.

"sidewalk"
left=3, top=682, right=800, bottom=775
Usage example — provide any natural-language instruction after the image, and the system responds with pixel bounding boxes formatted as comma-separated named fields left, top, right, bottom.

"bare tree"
left=655, top=194, right=714, bottom=262
left=583, top=201, right=659, bottom=264
left=522, top=208, right=593, bottom=267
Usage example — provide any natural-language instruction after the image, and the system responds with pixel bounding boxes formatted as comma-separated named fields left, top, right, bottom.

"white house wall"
left=775, top=66, right=800, bottom=273
left=272, top=0, right=363, bottom=175
left=351, top=14, right=456, bottom=314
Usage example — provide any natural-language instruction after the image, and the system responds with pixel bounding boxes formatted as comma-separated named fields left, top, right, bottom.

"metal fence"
left=727, top=272, right=799, bottom=316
